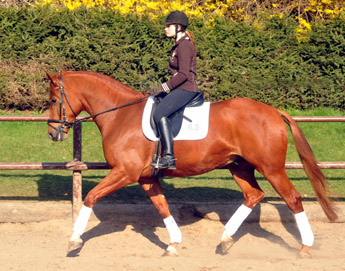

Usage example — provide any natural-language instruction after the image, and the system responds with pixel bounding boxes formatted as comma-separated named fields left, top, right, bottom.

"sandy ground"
left=0, top=202, right=345, bottom=271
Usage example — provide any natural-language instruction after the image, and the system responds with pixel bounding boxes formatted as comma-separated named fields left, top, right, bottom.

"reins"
left=48, top=76, right=149, bottom=140
left=74, top=95, right=149, bottom=124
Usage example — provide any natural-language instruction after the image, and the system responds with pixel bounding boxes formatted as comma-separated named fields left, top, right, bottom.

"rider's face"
left=165, top=24, right=176, bottom=38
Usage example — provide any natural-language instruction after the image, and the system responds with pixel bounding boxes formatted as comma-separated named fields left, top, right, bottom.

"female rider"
left=150, top=10, right=199, bottom=170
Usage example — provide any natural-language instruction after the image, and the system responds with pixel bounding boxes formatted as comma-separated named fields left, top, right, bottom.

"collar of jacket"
left=173, top=33, right=189, bottom=48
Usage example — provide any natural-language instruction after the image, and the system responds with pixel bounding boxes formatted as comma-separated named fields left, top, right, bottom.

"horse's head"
left=46, top=71, right=81, bottom=141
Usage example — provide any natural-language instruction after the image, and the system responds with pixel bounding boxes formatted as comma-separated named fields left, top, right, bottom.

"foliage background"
left=0, top=1, right=344, bottom=111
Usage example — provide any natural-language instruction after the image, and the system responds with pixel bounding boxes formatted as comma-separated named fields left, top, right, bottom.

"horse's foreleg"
left=68, top=205, right=92, bottom=252
left=139, top=178, right=181, bottom=256
left=220, top=164, right=264, bottom=254
left=68, top=168, right=135, bottom=254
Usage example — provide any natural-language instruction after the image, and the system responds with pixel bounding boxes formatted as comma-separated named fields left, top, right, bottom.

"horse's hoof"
left=220, top=236, right=234, bottom=254
left=298, top=245, right=312, bottom=259
left=67, top=239, right=83, bottom=253
left=162, top=245, right=179, bottom=257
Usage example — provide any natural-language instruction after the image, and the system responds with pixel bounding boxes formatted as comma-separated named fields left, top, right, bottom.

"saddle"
left=150, top=90, right=204, bottom=138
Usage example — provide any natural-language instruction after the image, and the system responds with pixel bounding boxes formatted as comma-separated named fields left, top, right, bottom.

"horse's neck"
left=77, top=78, right=142, bottom=129
left=82, top=88, right=135, bottom=114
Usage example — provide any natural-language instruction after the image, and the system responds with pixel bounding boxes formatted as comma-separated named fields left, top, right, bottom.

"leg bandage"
left=73, top=205, right=92, bottom=236
left=163, top=216, right=182, bottom=244
left=295, top=211, right=314, bottom=247
left=224, top=204, right=252, bottom=236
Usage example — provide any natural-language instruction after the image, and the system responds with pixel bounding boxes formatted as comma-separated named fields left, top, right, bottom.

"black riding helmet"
left=165, top=10, right=189, bottom=28
left=165, top=11, right=189, bottom=41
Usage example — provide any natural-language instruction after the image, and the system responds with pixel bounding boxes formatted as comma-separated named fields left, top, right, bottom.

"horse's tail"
left=278, top=110, right=338, bottom=222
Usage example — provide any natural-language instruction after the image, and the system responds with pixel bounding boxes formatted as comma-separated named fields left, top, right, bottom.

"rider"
left=150, top=10, right=199, bottom=170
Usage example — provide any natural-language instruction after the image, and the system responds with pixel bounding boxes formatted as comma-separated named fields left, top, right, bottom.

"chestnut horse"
left=46, top=70, right=337, bottom=257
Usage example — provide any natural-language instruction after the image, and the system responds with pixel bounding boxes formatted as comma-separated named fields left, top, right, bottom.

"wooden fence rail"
left=1, top=115, right=345, bottom=219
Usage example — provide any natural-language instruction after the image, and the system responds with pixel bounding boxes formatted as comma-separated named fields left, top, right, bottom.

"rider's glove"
left=150, top=86, right=163, bottom=96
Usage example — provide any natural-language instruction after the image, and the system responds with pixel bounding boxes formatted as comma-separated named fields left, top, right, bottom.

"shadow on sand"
left=65, top=191, right=301, bottom=257
left=0, top=172, right=307, bottom=257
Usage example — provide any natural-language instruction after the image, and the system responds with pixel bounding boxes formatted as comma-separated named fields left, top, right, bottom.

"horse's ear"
left=46, top=71, right=59, bottom=87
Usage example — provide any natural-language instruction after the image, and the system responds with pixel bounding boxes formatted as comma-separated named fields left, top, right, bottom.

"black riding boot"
left=150, top=117, right=176, bottom=169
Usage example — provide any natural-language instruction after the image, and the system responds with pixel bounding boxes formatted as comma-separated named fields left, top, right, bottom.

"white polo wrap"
left=73, top=205, right=92, bottom=235
left=163, top=216, right=182, bottom=244
left=295, top=211, right=314, bottom=246
left=224, top=204, right=252, bottom=236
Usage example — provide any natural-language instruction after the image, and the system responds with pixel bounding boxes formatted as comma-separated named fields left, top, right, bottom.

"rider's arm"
left=161, top=40, right=194, bottom=93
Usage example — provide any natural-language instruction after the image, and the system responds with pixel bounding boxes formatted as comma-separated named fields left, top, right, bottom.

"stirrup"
left=150, top=155, right=176, bottom=170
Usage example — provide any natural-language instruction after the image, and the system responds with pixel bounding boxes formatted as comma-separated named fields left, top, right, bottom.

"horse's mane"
left=61, top=70, right=143, bottom=97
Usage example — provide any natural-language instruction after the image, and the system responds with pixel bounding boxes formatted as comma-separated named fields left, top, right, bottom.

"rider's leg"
left=153, top=116, right=176, bottom=169
left=151, top=89, right=198, bottom=169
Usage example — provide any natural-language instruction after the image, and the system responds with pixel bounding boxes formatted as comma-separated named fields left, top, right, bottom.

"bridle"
left=47, top=78, right=76, bottom=141
left=47, top=76, right=149, bottom=141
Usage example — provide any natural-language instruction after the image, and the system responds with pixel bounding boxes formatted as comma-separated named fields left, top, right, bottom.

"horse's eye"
left=51, top=99, right=57, bottom=104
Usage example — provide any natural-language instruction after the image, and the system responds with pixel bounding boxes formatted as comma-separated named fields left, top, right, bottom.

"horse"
left=46, top=70, right=338, bottom=258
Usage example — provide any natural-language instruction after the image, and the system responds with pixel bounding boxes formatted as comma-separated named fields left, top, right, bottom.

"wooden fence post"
left=72, top=122, right=82, bottom=221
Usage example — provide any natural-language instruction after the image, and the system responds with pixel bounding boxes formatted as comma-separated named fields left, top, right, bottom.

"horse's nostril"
left=48, top=132, right=58, bottom=141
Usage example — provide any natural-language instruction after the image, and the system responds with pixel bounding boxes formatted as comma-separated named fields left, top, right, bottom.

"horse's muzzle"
left=48, top=126, right=69, bottom=142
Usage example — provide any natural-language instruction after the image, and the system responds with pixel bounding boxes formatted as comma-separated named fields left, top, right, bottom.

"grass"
left=0, top=108, right=344, bottom=203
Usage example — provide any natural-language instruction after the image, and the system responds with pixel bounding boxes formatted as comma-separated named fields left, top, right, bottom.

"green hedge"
left=0, top=6, right=344, bottom=111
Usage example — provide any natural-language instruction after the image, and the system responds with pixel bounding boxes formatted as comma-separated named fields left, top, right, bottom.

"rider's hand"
left=150, top=86, right=163, bottom=96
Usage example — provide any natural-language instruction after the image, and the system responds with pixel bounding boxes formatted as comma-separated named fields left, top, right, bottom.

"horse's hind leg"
left=139, top=178, right=181, bottom=256
left=263, top=168, right=314, bottom=257
left=220, top=162, right=264, bottom=254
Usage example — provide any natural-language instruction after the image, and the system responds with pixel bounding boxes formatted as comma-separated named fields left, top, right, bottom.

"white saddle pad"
left=142, top=96, right=210, bottom=141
